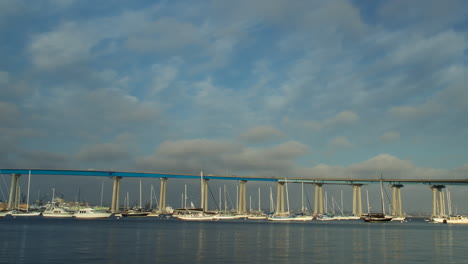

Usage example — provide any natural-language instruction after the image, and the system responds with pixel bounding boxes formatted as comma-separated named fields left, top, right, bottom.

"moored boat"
left=446, top=215, right=468, bottom=224
left=10, top=210, right=42, bottom=217
left=0, top=210, right=13, bottom=217
left=177, top=213, right=214, bottom=221
left=363, top=213, right=393, bottom=222
left=73, top=208, right=111, bottom=219
left=42, top=206, right=74, bottom=218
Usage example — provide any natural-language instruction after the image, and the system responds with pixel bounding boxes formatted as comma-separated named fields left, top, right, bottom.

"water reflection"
left=2, top=218, right=468, bottom=263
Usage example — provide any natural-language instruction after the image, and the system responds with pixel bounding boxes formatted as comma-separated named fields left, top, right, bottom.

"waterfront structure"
left=2, top=169, right=468, bottom=216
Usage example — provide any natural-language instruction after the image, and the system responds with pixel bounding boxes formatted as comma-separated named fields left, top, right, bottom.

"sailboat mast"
left=139, top=179, right=142, bottom=209
left=341, top=189, right=344, bottom=215
left=200, top=171, right=204, bottom=209
left=301, top=182, right=304, bottom=213
left=184, top=184, right=187, bottom=209
left=100, top=181, right=104, bottom=208
left=224, top=185, right=227, bottom=213
left=150, top=185, right=153, bottom=209
left=285, top=179, right=290, bottom=214
left=219, top=187, right=222, bottom=212
left=380, top=180, right=385, bottom=215
left=258, top=187, right=261, bottom=213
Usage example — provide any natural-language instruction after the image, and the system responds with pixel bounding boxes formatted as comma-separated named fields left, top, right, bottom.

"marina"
left=1, top=169, right=468, bottom=223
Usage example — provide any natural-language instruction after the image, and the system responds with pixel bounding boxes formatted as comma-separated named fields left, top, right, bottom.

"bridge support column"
left=275, top=182, right=285, bottom=216
left=431, top=185, right=446, bottom=217
left=314, top=184, right=323, bottom=216
left=110, top=176, right=122, bottom=213
left=391, top=184, right=404, bottom=216
left=238, top=180, right=247, bottom=214
left=201, top=179, right=209, bottom=211
left=352, top=184, right=363, bottom=216
left=7, top=173, right=21, bottom=210
left=158, top=178, right=167, bottom=214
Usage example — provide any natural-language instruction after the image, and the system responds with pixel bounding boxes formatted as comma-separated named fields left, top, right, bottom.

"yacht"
left=10, top=210, right=42, bottom=217
left=177, top=213, right=214, bottom=221
left=446, top=215, right=468, bottom=224
left=42, top=205, right=74, bottom=218
left=0, top=210, right=13, bottom=217
left=73, top=208, right=111, bottom=219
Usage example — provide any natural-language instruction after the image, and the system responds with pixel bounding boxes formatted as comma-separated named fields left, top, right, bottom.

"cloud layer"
left=1, top=0, right=468, bottom=212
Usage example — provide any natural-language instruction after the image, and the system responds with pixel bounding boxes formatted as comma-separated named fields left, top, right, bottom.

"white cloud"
left=380, top=131, right=400, bottom=142
left=289, top=111, right=359, bottom=131
left=136, top=139, right=308, bottom=175
left=29, top=22, right=95, bottom=69
left=240, top=125, right=284, bottom=143
left=150, top=63, right=179, bottom=95
left=126, top=17, right=203, bottom=53
left=329, top=136, right=353, bottom=148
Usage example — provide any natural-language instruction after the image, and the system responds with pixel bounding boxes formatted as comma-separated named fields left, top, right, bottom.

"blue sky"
left=1, top=0, right=468, bottom=212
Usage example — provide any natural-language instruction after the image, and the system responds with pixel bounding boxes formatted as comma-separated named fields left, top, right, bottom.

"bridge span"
left=1, top=168, right=467, bottom=217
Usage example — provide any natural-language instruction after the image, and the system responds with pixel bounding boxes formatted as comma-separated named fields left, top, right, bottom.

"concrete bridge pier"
left=238, top=180, right=247, bottom=214
left=7, top=173, right=21, bottom=210
left=201, top=179, right=209, bottom=211
left=110, top=176, right=122, bottom=213
left=158, top=177, right=168, bottom=213
left=391, top=184, right=404, bottom=216
left=314, top=184, right=324, bottom=216
left=431, top=185, right=446, bottom=217
left=352, top=184, right=363, bottom=216
left=275, top=182, right=285, bottom=216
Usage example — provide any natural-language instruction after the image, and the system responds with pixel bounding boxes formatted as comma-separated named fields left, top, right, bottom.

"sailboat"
left=268, top=180, right=297, bottom=221
left=334, top=189, right=361, bottom=220
left=248, top=187, right=267, bottom=220
left=291, top=182, right=312, bottom=221
left=122, top=180, right=149, bottom=217
left=364, top=178, right=393, bottom=222
left=213, top=185, right=237, bottom=220
left=11, top=171, right=41, bottom=217
left=178, top=171, right=214, bottom=221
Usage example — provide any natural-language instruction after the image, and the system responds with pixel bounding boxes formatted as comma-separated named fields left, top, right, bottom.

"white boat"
left=247, top=215, right=268, bottom=220
left=268, top=215, right=297, bottom=221
left=430, top=216, right=447, bottom=223
left=10, top=171, right=41, bottom=217
left=290, top=215, right=313, bottom=221
left=0, top=210, right=13, bottom=217
left=446, top=215, right=468, bottom=224
left=289, top=183, right=312, bottom=221
left=334, top=215, right=361, bottom=220
left=390, top=216, right=407, bottom=222
left=316, top=213, right=336, bottom=221
left=73, top=208, right=111, bottom=219
left=213, top=214, right=237, bottom=220
left=177, top=214, right=214, bottom=221
left=42, top=206, right=74, bottom=218
left=11, top=210, right=42, bottom=217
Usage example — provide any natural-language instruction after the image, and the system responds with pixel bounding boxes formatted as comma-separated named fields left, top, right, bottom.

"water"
left=1, top=217, right=467, bottom=264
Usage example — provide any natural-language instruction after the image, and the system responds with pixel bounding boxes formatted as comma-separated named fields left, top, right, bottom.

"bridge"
left=2, top=168, right=466, bottom=217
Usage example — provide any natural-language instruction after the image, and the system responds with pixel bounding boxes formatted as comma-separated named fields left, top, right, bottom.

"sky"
left=1, top=0, right=467, bottom=214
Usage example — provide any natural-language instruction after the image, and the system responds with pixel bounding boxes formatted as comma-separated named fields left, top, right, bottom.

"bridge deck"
left=1, top=169, right=467, bottom=185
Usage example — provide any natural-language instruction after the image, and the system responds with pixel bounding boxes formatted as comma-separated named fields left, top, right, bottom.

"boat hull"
left=42, top=213, right=74, bottom=218
left=177, top=215, right=214, bottom=221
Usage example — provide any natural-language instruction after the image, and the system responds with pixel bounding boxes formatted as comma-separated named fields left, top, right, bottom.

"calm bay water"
left=1, top=217, right=467, bottom=264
